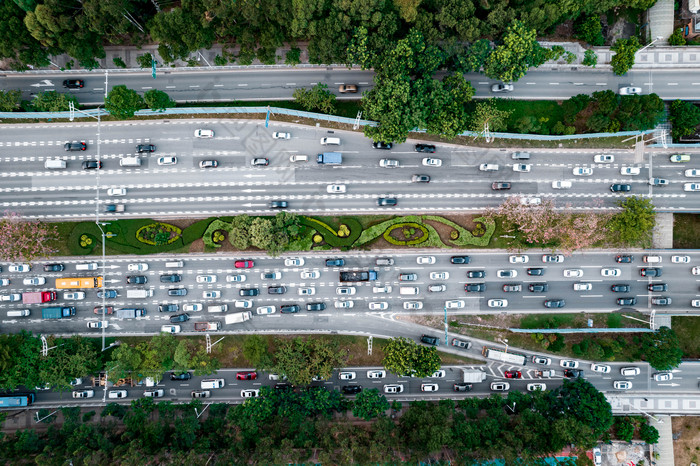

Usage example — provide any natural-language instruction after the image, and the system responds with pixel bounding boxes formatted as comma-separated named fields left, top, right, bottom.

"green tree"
left=469, top=98, right=513, bottom=134
left=148, top=5, right=215, bottom=63
left=484, top=20, right=541, bottom=82
left=582, top=49, right=598, bottom=67
left=242, top=335, right=272, bottom=369
left=668, top=100, right=700, bottom=140
left=615, top=417, right=635, bottom=442
left=668, top=28, right=686, bottom=46
left=610, top=37, right=640, bottom=76
left=639, top=422, right=660, bottom=444
left=229, top=214, right=252, bottom=250
left=399, top=400, right=453, bottom=454
left=382, top=337, right=441, bottom=377
left=424, top=73, right=475, bottom=138
left=249, top=216, right=275, bottom=251
left=136, top=53, right=153, bottom=69
left=104, top=85, right=145, bottom=120
left=575, top=15, right=605, bottom=46
left=0, top=0, right=48, bottom=70
left=30, top=90, right=78, bottom=112
left=607, top=196, right=655, bottom=246
left=549, top=378, right=613, bottom=441
left=451, top=39, right=492, bottom=73
left=0, top=90, right=22, bottom=112
left=352, top=388, right=390, bottom=420
left=271, top=337, right=348, bottom=386
left=293, top=83, right=336, bottom=114
left=143, top=89, right=175, bottom=112
left=640, top=326, right=683, bottom=371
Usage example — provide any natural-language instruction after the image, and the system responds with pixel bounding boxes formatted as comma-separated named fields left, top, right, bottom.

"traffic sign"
left=151, top=59, right=156, bottom=79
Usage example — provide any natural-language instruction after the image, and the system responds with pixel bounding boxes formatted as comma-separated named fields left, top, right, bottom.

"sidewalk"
left=649, top=415, right=674, bottom=466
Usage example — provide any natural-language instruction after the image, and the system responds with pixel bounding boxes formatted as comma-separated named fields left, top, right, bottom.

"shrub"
left=136, top=53, right=153, bottom=69
left=582, top=50, right=598, bottom=67
left=450, top=230, right=459, bottom=240
left=615, top=417, right=635, bottom=442
left=136, top=223, right=182, bottom=246
left=214, top=55, right=228, bottom=66
left=668, top=28, right=686, bottom=46
left=383, top=223, right=429, bottom=246
left=285, top=47, right=302, bottom=66
left=639, top=423, right=659, bottom=444
left=112, top=57, right=127, bottom=68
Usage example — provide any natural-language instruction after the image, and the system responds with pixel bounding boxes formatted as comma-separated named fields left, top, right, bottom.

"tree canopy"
left=382, top=337, right=441, bottom=377
left=608, top=196, right=656, bottom=247
left=640, top=326, right=683, bottom=371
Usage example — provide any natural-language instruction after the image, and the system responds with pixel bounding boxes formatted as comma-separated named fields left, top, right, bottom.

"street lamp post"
left=637, top=36, right=663, bottom=54
left=498, top=338, right=509, bottom=353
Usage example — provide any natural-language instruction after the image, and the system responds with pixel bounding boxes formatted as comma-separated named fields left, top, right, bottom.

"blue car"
left=325, top=258, right=345, bottom=267
left=97, top=289, right=118, bottom=299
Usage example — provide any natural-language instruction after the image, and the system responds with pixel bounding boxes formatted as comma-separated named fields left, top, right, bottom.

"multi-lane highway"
left=1, top=121, right=699, bottom=218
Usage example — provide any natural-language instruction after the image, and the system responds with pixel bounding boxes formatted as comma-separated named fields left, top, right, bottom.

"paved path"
left=647, top=0, right=676, bottom=45
left=650, top=415, right=674, bottom=466
left=652, top=212, right=674, bottom=249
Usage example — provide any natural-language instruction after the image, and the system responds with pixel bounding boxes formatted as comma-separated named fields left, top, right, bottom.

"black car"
left=159, top=304, right=179, bottom=313
left=491, top=182, right=512, bottom=190
left=136, top=144, right=156, bottom=153
left=274, top=382, right=294, bottom=390
left=160, top=274, right=182, bottom=283
left=268, top=286, right=287, bottom=295
left=648, top=283, right=668, bottom=292
left=564, top=369, right=584, bottom=378
left=81, top=160, right=102, bottom=169
left=126, top=275, right=147, bottom=284
left=280, top=304, right=300, bottom=314
left=420, top=334, right=439, bottom=346
left=415, top=144, right=436, bottom=153
left=453, top=383, right=473, bottom=392
left=169, top=313, right=190, bottom=323
left=342, top=385, right=363, bottom=394
left=270, top=200, right=288, bottom=209
left=544, top=299, right=566, bottom=308
left=170, top=372, right=192, bottom=381
left=610, top=184, right=632, bottom=192
left=528, top=283, right=548, bottom=292
left=616, top=297, right=637, bottom=306
left=372, top=141, right=393, bottom=150
left=97, top=289, right=118, bottom=299
left=611, top=284, right=630, bottom=292
left=466, top=270, right=485, bottom=278
left=503, top=284, right=522, bottom=292
left=63, top=79, right=84, bottom=89
left=411, top=174, right=431, bottom=183
left=640, top=268, right=662, bottom=277
left=306, top=302, right=326, bottom=312
left=465, top=283, right=486, bottom=292
left=168, top=288, right=188, bottom=296
left=616, top=255, right=633, bottom=263
left=43, top=263, right=64, bottom=272
left=240, top=288, right=260, bottom=297
left=651, top=297, right=672, bottom=306
left=377, top=197, right=397, bottom=207
left=527, top=268, right=545, bottom=276
left=65, top=141, right=87, bottom=151
left=326, top=258, right=345, bottom=267
left=451, top=256, right=470, bottom=264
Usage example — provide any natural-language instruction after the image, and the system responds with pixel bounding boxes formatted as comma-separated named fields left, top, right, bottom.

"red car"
left=93, top=306, right=114, bottom=315
left=236, top=371, right=257, bottom=380
left=504, top=371, right=522, bottom=379
left=235, top=260, right=254, bottom=269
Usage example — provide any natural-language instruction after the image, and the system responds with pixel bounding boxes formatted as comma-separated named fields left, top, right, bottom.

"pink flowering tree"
left=0, top=211, right=59, bottom=263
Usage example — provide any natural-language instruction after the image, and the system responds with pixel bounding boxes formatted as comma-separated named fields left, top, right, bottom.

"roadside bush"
left=615, top=417, right=635, bottom=442
left=575, top=15, right=605, bottom=46
left=383, top=223, right=429, bottom=246
left=113, top=57, right=127, bottom=68
left=668, top=28, right=686, bottom=46
left=639, top=422, right=659, bottom=444
left=582, top=50, right=598, bottom=67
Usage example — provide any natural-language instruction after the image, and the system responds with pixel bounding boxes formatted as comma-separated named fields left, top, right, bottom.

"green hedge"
left=202, top=219, right=233, bottom=249
left=298, top=216, right=361, bottom=248
left=422, top=215, right=495, bottom=247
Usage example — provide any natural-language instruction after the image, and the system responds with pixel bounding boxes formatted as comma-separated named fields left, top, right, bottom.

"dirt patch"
left=672, top=416, right=700, bottom=465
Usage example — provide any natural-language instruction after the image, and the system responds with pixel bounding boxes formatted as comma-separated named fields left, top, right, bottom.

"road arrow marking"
left=30, top=80, right=54, bottom=88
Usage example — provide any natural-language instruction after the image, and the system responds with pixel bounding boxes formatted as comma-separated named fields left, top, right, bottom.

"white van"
left=201, top=379, right=225, bottom=389
left=643, top=255, right=662, bottom=263
left=126, top=289, right=154, bottom=299
left=399, top=286, right=419, bottom=295
left=7, top=309, right=30, bottom=317
left=208, top=304, right=228, bottom=313
left=76, top=262, right=99, bottom=271
left=165, top=261, right=184, bottom=268
left=45, top=159, right=67, bottom=169
left=120, top=156, right=142, bottom=167
left=289, top=155, right=308, bottom=162
left=320, top=137, right=341, bottom=145
left=479, top=164, right=499, bottom=171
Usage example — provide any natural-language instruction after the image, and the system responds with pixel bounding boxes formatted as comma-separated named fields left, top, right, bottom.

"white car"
left=685, top=169, right=700, bottom=177
left=157, top=156, right=177, bottom=165
left=241, top=389, right=259, bottom=398
left=403, top=301, right=423, bottom=310
left=194, top=129, right=214, bottom=138
left=653, top=372, right=673, bottom=381
left=196, top=274, right=217, bottom=283
left=601, top=268, right=621, bottom=277
left=261, top=272, right=281, bottom=280
left=693, top=266, right=700, bottom=275
left=334, top=300, right=354, bottom=309
left=417, top=256, right=436, bottom=265
left=301, top=271, right=320, bottom=279
left=512, top=163, right=531, bottom=172
left=0, top=293, right=21, bottom=302
left=63, top=291, right=86, bottom=300
left=373, top=285, right=392, bottom=293
left=256, top=305, right=276, bottom=315
left=183, top=303, right=203, bottom=312
left=272, top=132, right=290, bottom=140
left=552, top=180, right=572, bottom=189
left=430, top=370, right=446, bottom=378
left=497, top=269, right=517, bottom=278
left=367, top=370, right=386, bottom=379
left=9, top=264, right=30, bottom=273
left=0, top=279, right=9, bottom=286
left=429, top=271, right=449, bottom=280
left=527, top=383, right=547, bottom=392
left=613, top=380, right=632, bottom=390
left=383, top=384, right=404, bottom=394
left=379, top=159, right=399, bottom=168
left=107, top=188, right=127, bottom=196
left=620, top=166, right=640, bottom=175
left=127, top=263, right=149, bottom=272
left=422, top=157, right=442, bottom=167
left=619, top=87, right=641, bottom=95
left=23, top=277, right=45, bottom=286
left=336, top=287, right=356, bottom=295
left=421, top=383, right=439, bottom=392
left=563, top=269, right=583, bottom=278
left=445, top=300, right=465, bottom=309
left=671, top=255, right=690, bottom=263
left=594, top=154, right=614, bottom=163
left=72, top=389, right=94, bottom=398
left=591, top=364, right=611, bottom=373
left=491, top=83, right=514, bottom=92
left=593, top=447, right=602, bottom=466
left=573, top=167, right=593, bottom=176
left=685, top=183, right=700, bottom=191
left=87, top=321, right=108, bottom=329
left=144, top=389, right=164, bottom=398
left=487, top=299, right=507, bottom=308
left=509, top=255, right=528, bottom=264
left=532, top=356, right=551, bottom=365
left=226, top=274, right=246, bottom=282
left=161, top=325, right=181, bottom=334
left=108, top=390, right=128, bottom=399
left=234, top=300, right=253, bottom=309
left=339, top=371, right=356, bottom=380
left=298, top=287, right=316, bottom=296
left=620, top=367, right=640, bottom=376
left=490, top=382, right=510, bottom=391
left=289, top=155, right=308, bottom=162
left=327, top=184, right=346, bottom=193
left=560, top=360, right=579, bottom=369
left=542, top=254, right=564, bottom=263
left=369, top=301, right=388, bottom=310
left=285, top=258, right=304, bottom=267
left=573, top=283, right=592, bottom=291
left=520, top=197, right=541, bottom=206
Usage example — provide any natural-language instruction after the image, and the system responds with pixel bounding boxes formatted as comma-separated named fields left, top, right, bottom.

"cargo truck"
left=116, top=308, right=146, bottom=319
left=316, top=152, right=342, bottom=164
left=126, top=289, right=154, bottom=299
left=339, top=270, right=378, bottom=282
left=22, top=291, right=57, bottom=305
left=462, top=369, right=487, bottom=383
left=194, top=322, right=222, bottom=331
left=42, top=306, right=76, bottom=319
left=224, top=311, right=252, bottom=325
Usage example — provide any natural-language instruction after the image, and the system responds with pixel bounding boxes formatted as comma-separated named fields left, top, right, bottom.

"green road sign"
left=152, top=60, right=156, bottom=79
